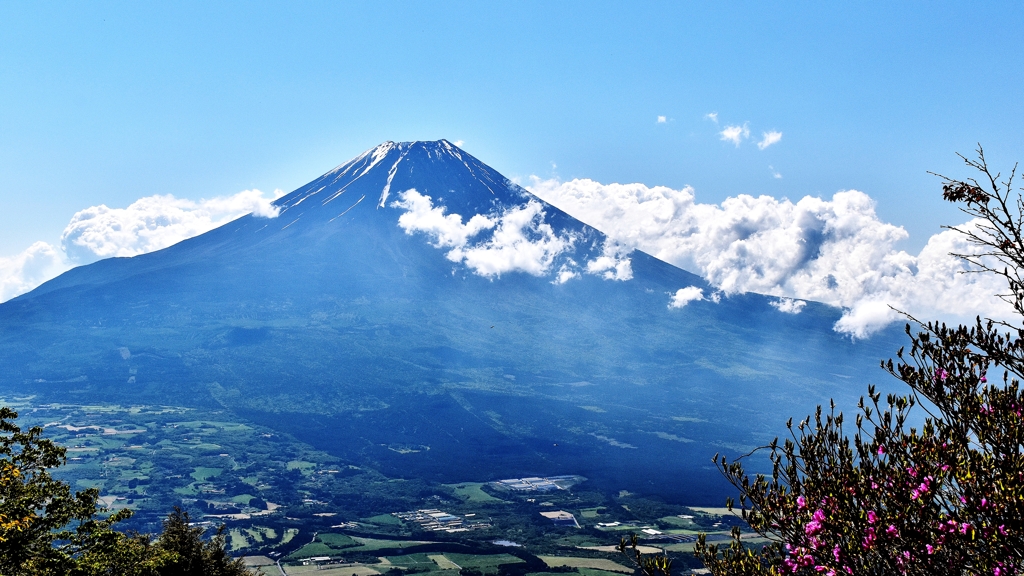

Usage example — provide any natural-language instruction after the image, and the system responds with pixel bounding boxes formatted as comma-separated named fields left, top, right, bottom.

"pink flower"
left=833, top=545, right=841, bottom=562
left=806, top=520, right=823, bottom=536
left=926, top=544, right=934, bottom=554
left=886, top=525, right=899, bottom=537
left=867, top=510, right=877, bottom=524
left=797, top=496, right=807, bottom=509
left=877, top=445, right=886, bottom=455
left=862, top=527, right=876, bottom=549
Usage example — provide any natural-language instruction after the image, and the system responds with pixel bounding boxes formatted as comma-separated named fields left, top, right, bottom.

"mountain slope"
left=0, top=140, right=903, bottom=502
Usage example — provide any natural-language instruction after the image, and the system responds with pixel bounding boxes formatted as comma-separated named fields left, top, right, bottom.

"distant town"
left=392, top=509, right=492, bottom=533
left=491, top=475, right=582, bottom=492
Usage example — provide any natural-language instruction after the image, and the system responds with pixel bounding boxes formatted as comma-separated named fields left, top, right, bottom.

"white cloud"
left=586, top=241, right=633, bottom=281
left=769, top=166, right=783, bottom=179
left=719, top=123, right=750, bottom=147
left=553, top=261, right=580, bottom=285
left=757, top=131, right=783, bottom=150
left=771, top=297, right=806, bottom=314
left=0, top=242, right=72, bottom=303
left=61, top=189, right=284, bottom=264
left=669, top=286, right=704, bottom=308
left=657, top=116, right=667, bottom=124
left=393, top=189, right=495, bottom=249
left=453, top=140, right=465, bottom=147
left=0, top=188, right=285, bottom=302
left=527, top=177, right=1011, bottom=338
left=392, top=189, right=574, bottom=278
left=705, top=112, right=719, bottom=123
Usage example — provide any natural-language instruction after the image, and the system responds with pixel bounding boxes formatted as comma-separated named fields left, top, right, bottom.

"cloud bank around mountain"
left=0, top=242, right=70, bottom=303
left=392, top=189, right=574, bottom=278
left=0, top=189, right=283, bottom=303
left=1, top=175, right=1008, bottom=340
left=392, top=189, right=639, bottom=284
left=527, top=177, right=1008, bottom=338
left=61, top=189, right=283, bottom=263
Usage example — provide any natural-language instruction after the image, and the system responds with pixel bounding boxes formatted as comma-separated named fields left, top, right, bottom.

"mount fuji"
left=0, top=140, right=902, bottom=502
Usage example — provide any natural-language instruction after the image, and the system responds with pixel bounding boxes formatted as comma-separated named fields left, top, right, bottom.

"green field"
left=286, top=533, right=360, bottom=560
left=362, top=514, right=404, bottom=526
left=318, top=533, right=358, bottom=548
left=443, top=553, right=523, bottom=570
left=383, top=553, right=438, bottom=568
left=191, top=467, right=223, bottom=482
left=350, top=537, right=435, bottom=552
left=445, top=482, right=505, bottom=503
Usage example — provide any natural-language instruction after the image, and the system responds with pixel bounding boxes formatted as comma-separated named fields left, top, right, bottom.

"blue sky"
left=2, top=2, right=1023, bottom=311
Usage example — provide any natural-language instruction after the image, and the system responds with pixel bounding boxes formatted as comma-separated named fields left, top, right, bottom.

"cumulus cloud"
left=757, top=131, right=783, bottom=150
left=771, top=297, right=806, bottom=314
left=61, top=189, right=284, bottom=263
left=669, top=286, right=704, bottom=308
left=0, top=188, right=285, bottom=302
left=657, top=116, right=667, bottom=124
left=720, top=123, right=750, bottom=147
left=586, top=242, right=633, bottom=281
left=393, top=189, right=494, bottom=248
left=527, top=177, right=1010, bottom=337
left=392, top=189, right=573, bottom=278
left=553, top=261, right=580, bottom=285
left=0, top=242, right=72, bottom=303
left=705, top=112, right=719, bottom=123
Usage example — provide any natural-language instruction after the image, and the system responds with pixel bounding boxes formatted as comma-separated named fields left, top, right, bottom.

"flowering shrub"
left=692, top=150, right=1024, bottom=576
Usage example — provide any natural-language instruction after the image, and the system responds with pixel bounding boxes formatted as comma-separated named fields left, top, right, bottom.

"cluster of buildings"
left=299, top=556, right=344, bottom=567
left=392, top=509, right=491, bottom=533
left=492, top=475, right=578, bottom=492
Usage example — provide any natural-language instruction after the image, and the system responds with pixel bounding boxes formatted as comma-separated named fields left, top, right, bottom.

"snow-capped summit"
left=276, top=139, right=516, bottom=219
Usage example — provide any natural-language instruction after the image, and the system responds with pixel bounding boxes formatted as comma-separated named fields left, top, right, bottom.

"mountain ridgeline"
left=0, top=140, right=902, bottom=502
